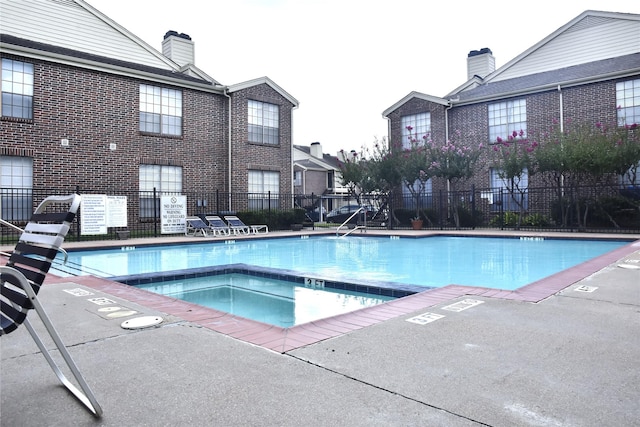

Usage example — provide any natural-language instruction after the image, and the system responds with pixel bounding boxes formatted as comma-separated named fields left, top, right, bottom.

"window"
left=0, top=156, right=33, bottom=221
left=248, top=100, right=279, bottom=144
left=488, top=99, right=526, bottom=143
left=139, top=84, right=182, bottom=136
left=490, top=167, right=528, bottom=211
left=620, top=163, right=639, bottom=188
left=617, top=78, right=640, bottom=126
left=1, top=59, right=34, bottom=120
left=401, top=113, right=430, bottom=149
left=248, top=170, right=279, bottom=209
left=139, top=165, right=182, bottom=218
left=293, top=170, right=302, bottom=186
left=402, top=178, right=433, bottom=210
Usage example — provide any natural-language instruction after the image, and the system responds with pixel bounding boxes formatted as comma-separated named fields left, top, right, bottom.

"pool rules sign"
left=161, top=195, right=187, bottom=234
left=80, top=194, right=128, bottom=235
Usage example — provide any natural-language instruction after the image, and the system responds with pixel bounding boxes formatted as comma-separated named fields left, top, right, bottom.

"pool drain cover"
left=121, top=316, right=163, bottom=330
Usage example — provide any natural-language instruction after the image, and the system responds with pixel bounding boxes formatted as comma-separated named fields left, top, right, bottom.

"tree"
left=397, top=128, right=434, bottom=222
left=428, top=129, right=483, bottom=228
left=491, top=130, right=537, bottom=228
left=534, top=119, right=640, bottom=228
left=337, top=149, right=371, bottom=205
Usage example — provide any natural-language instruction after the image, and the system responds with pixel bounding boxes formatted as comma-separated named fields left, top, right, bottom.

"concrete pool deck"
left=1, top=229, right=639, bottom=426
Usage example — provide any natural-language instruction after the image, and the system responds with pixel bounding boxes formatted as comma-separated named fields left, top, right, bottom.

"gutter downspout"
left=289, top=104, right=298, bottom=208
left=223, top=87, right=232, bottom=211
left=558, top=85, right=565, bottom=195
left=445, top=100, right=454, bottom=197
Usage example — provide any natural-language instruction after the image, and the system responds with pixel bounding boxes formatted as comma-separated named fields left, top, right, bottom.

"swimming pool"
left=136, top=272, right=395, bottom=328
left=56, top=235, right=628, bottom=290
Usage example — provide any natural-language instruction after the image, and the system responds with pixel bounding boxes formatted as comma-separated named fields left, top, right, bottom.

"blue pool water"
left=56, top=235, right=627, bottom=290
left=137, top=273, right=394, bottom=327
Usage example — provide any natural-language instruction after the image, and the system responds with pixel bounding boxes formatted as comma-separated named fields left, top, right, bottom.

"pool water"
left=137, top=273, right=394, bottom=328
left=57, top=235, right=627, bottom=290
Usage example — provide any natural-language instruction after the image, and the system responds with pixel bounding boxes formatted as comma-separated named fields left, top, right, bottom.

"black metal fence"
left=1, top=184, right=639, bottom=245
left=386, top=183, right=640, bottom=233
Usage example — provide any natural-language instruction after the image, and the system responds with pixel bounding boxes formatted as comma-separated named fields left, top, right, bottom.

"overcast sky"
left=88, top=0, right=640, bottom=157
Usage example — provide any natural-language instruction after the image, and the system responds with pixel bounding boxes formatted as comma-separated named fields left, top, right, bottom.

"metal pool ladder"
left=336, top=207, right=366, bottom=237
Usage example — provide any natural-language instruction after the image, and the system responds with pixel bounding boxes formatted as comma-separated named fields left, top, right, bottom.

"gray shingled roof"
left=455, top=52, right=640, bottom=103
left=294, top=145, right=341, bottom=169
left=1, top=34, right=212, bottom=86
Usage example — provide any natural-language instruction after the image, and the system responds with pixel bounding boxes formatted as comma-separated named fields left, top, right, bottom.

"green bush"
left=523, top=213, right=549, bottom=227
left=453, top=206, right=484, bottom=228
left=589, top=195, right=640, bottom=228
left=237, top=209, right=306, bottom=231
left=489, top=211, right=549, bottom=227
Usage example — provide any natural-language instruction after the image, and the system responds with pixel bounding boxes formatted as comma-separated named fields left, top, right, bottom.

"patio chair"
left=185, top=216, right=208, bottom=237
left=204, top=216, right=231, bottom=236
left=0, top=194, right=103, bottom=417
left=224, top=215, right=268, bottom=235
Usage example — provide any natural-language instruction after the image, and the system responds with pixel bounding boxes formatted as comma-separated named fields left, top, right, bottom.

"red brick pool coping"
left=42, top=238, right=639, bottom=354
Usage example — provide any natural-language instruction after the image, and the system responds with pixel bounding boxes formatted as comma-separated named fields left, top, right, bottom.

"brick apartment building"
left=383, top=10, right=640, bottom=204
left=0, top=0, right=297, bottom=222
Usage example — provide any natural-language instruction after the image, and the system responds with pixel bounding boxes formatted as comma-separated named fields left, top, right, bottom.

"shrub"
left=237, top=209, right=305, bottom=231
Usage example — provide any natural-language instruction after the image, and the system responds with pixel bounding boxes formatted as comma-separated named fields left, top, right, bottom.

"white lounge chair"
left=204, top=216, right=231, bottom=236
left=224, top=216, right=268, bottom=235
left=185, top=217, right=208, bottom=237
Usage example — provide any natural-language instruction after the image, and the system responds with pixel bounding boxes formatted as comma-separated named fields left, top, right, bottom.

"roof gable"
left=382, top=91, right=449, bottom=117
left=293, top=145, right=340, bottom=170
left=228, top=77, right=299, bottom=107
left=0, top=0, right=178, bottom=71
left=486, top=10, right=640, bottom=83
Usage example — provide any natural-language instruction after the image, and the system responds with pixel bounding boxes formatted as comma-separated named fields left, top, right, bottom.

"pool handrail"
left=336, top=207, right=366, bottom=237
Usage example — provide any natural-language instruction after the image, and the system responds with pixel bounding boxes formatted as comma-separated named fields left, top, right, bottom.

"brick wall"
left=0, top=55, right=228, bottom=193
left=387, top=77, right=636, bottom=192
left=228, top=83, right=295, bottom=195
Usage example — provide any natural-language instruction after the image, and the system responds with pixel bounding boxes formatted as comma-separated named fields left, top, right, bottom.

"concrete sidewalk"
left=1, top=236, right=639, bottom=426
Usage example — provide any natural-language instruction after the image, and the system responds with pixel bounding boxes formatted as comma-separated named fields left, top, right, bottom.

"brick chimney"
left=162, top=31, right=194, bottom=66
left=467, top=48, right=495, bottom=80
left=310, top=142, right=323, bottom=159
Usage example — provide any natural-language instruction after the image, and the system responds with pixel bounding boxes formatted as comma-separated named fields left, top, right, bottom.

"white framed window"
left=1, top=58, right=34, bottom=120
left=488, top=99, right=527, bottom=143
left=248, top=100, right=279, bottom=145
left=401, top=112, right=430, bottom=149
left=620, top=162, right=639, bottom=187
left=248, top=170, right=280, bottom=209
left=293, top=170, right=302, bottom=186
left=0, top=156, right=33, bottom=221
left=139, top=165, right=183, bottom=218
left=617, top=78, right=640, bottom=127
left=139, top=84, right=182, bottom=136
left=490, top=167, right=528, bottom=211
left=402, top=178, right=433, bottom=210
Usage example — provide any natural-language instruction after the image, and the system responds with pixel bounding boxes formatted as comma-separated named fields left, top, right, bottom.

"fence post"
left=153, top=187, right=158, bottom=237
left=471, top=184, right=476, bottom=230
left=438, top=190, right=444, bottom=230
left=500, top=189, right=504, bottom=230
left=75, top=185, right=81, bottom=241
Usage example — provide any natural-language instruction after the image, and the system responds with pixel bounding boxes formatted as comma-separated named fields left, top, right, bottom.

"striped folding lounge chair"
left=185, top=216, right=209, bottom=237
left=224, top=215, right=269, bottom=235
left=204, top=216, right=231, bottom=236
left=0, top=194, right=102, bottom=417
